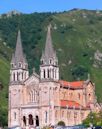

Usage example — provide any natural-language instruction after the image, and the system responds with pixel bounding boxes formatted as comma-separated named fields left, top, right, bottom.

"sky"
left=0, top=0, right=102, bottom=14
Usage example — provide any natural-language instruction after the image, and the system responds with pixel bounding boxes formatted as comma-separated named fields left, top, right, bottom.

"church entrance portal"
left=36, top=116, right=39, bottom=126
left=29, top=114, right=34, bottom=125
left=23, top=116, right=26, bottom=126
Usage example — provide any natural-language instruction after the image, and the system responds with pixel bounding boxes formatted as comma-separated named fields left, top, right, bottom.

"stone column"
left=21, top=117, right=24, bottom=128
left=56, top=68, right=59, bottom=80
left=50, top=68, right=51, bottom=79
left=26, top=117, right=29, bottom=129
left=53, top=69, right=55, bottom=79
left=33, top=117, right=36, bottom=127
left=45, top=68, right=48, bottom=79
left=40, top=68, right=43, bottom=79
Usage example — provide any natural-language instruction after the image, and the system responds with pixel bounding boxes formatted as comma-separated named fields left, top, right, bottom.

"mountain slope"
left=0, top=9, right=102, bottom=124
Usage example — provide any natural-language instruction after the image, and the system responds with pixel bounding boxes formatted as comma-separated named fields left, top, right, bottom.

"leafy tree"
left=97, top=110, right=102, bottom=126
left=83, top=112, right=102, bottom=127
left=57, top=121, right=65, bottom=126
left=72, top=65, right=88, bottom=80
left=0, top=107, right=8, bottom=127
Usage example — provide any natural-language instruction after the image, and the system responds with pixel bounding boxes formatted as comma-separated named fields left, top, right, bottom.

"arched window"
left=55, top=69, right=56, bottom=79
left=29, top=114, right=33, bottom=125
left=35, top=91, right=37, bottom=102
left=22, top=72, right=23, bottom=80
left=78, top=93, right=81, bottom=100
left=74, top=112, right=77, bottom=119
left=14, top=112, right=16, bottom=120
left=31, top=90, right=33, bottom=102
left=48, top=69, right=50, bottom=78
left=62, top=111, right=64, bottom=118
left=89, top=93, right=91, bottom=100
left=33, top=90, right=35, bottom=102
left=13, top=73, right=15, bottom=81
left=11, top=63, right=14, bottom=68
left=19, top=63, right=21, bottom=68
left=36, top=116, right=39, bottom=126
left=41, top=60, right=44, bottom=65
left=67, top=111, right=71, bottom=118
left=52, top=69, right=54, bottom=78
left=29, top=90, right=33, bottom=102
left=49, top=59, right=52, bottom=64
left=29, top=92, right=31, bottom=102
left=55, top=110, right=57, bottom=118
left=29, top=90, right=38, bottom=102
left=44, top=69, right=45, bottom=78
left=25, top=72, right=26, bottom=79
left=69, top=93, right=73, bottom=99
left=23, top=116, right=26, bottom=126
left=45, top=111, right=47, bottom=123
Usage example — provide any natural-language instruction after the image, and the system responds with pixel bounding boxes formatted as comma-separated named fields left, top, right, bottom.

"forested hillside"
left=0, top=9, right=102, bottom=125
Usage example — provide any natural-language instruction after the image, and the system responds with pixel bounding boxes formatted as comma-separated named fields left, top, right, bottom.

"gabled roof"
left=60, top=100, right=83, bottom=109
left=24, top=72, right=39, bottom=85
left=59, top=80, right=84, bottom=89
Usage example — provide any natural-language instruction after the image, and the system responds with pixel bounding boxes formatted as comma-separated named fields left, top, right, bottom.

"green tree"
left=72, top=65, right=88, bottom=80
left=83, top=112, right=102, bottom=127
left=97, top=110, right=102, bottom=126
left=0, top=107, right=8, bottom=127
left=57, top=121, right=65, bottom=126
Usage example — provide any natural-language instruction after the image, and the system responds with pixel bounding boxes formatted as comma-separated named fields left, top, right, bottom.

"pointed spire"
left=14, top=30, right=25, bottom=63
left=11, top=53, right=15, bottom=63
left=40, top=25, right=59, bottom=81
left=11, top=30, right=28, bottom=68
left=44, top=24, right=55, bottom=58
left=41, top=24, right=57, bottom=64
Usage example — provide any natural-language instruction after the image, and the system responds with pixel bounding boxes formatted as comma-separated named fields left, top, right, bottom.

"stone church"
left=8, top=25, right=100, bottom=128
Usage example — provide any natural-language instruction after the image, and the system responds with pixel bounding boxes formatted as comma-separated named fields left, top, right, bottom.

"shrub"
left=57, top=121, right=65, bottom=126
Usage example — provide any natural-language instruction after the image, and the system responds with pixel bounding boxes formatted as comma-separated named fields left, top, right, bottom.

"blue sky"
left=0, top=0, right=102, bottom=14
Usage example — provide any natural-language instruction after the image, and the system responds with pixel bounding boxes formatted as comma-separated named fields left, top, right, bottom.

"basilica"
left=8, top=25, right=100, bottom=128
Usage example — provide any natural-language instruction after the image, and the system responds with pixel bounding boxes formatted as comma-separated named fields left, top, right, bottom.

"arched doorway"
left=23, top=116, right=26, bottom=126
left=36, top=116, right=39, bottom=126
left=29, top=114, right=34, bottom=125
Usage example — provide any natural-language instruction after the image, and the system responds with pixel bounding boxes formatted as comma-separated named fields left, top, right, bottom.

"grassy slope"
left=52, top=10, right=102, bottom=102
left=0, top=40, right=11, bottom=110
left=0, top=10, right=102, bottom=115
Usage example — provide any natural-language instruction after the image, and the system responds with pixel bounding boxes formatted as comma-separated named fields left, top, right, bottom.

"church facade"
left=8, top=25, right=100, bottom=128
